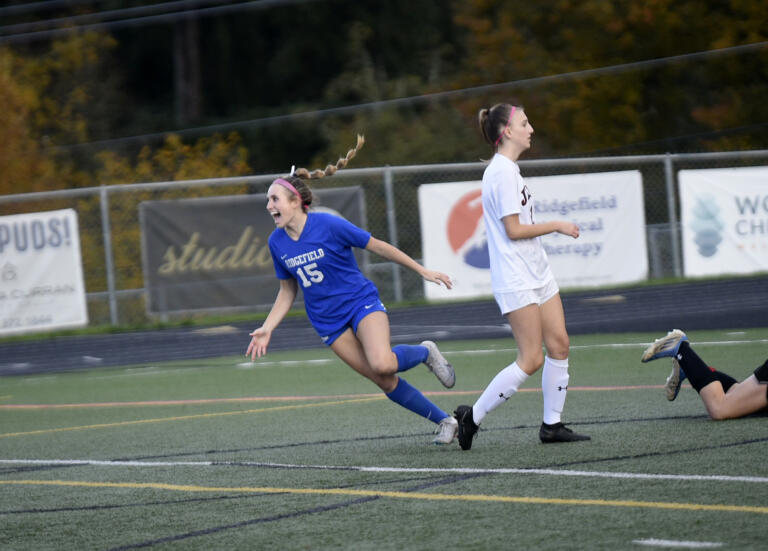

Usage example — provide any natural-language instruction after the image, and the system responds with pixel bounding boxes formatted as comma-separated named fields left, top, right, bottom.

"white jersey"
left=481, top=153, right=554, bottom=292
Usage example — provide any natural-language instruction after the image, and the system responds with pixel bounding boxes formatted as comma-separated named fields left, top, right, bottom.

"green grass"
left=1, top=328, right=767, bottom=550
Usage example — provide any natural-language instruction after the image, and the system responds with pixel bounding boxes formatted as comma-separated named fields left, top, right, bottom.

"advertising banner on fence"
left=679, top=166, right=768, bottom=277
left=419, top=171, right=648, bottom=300
left=0, top=209, right=88, bottom=335
left=140, top=187, right=366, bottom=313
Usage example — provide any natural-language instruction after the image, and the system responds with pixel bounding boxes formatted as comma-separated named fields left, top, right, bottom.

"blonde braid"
left=294, top=134, right=365, bottom=179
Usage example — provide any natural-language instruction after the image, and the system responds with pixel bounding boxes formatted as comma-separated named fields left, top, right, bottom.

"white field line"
left=632, top=538, right=723, bottom=548
left=236, top=359, right=333, bottom=368
left=2, top=459, right=767, bottom=484
left=7, top=339, right=765, bottom=381
left=447, top=338, right=768, bottom=356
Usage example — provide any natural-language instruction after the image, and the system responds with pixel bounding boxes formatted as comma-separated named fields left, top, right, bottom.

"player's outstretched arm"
left=365, top=236, right=452, bottom=289
left=502, top=214, right=579, bottom=240
left=246, top=278, right=298, bottom=360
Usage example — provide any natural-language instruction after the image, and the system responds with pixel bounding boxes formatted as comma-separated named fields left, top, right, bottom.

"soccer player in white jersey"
left=454, top=103, right=591, bottom=449
left=246, top=136, right=460, bottom=445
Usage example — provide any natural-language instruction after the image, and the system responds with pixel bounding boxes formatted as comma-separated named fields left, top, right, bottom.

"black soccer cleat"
left=539, top=422, right=591, bottom=444
left=454, top=405, right=479, bottom=451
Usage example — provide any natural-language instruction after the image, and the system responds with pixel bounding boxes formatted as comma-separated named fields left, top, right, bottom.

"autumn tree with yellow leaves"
left=1, top=34, right=253, bottom=322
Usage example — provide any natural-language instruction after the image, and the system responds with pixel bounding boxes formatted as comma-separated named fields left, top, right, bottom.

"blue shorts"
left=318, top=296, right=387, bottom=346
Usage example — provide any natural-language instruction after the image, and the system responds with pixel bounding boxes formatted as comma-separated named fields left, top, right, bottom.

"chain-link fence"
left=1, top=150, right=766, bottom=327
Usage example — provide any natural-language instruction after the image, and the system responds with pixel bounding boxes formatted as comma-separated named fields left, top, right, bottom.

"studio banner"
left=679, top=166, right=768, bottom=277
left=140, top=187, right=366, bottom=313
left=0, top=209, right=88, bottom=335
left=419, top=171, right=648, bottom=300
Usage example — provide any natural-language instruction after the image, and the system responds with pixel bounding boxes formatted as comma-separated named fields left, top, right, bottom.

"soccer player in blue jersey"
left=246, top=136, right=459, bottom=444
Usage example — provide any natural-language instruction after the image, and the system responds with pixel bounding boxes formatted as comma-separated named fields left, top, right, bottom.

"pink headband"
left=273, top=178, right=301, bottom=200
left=494, top=106, right=516, bottom=146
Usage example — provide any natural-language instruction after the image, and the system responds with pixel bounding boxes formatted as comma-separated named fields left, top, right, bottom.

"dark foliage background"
left=1, top=0, right=766, bottom=191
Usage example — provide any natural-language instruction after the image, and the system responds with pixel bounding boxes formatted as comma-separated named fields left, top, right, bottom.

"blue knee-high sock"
left=392, top=344, right=429, bottom=372
left=386, top=377, right=447, bottom=423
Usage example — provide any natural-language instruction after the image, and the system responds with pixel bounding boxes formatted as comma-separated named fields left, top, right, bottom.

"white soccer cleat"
left=433, top=416, right=458, bottom=445
left=421, top=340, right=455, bottom=388
left=641, top=329, right=688, bottom=363
left=664, top=359, right=687, bottom=401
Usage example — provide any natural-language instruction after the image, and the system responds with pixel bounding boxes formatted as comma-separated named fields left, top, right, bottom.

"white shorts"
left=494, top=278, right=560, bottom=315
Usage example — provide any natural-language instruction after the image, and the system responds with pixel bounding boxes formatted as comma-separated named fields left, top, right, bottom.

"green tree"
left=0, top=32, right=124, bottom=194
left=311, top=19, right=475, bottom=168
left=90, top=132, right=252, bottom=298
left=107, top=0, right=465, bottom=172
left=451, top=0, right=768, bottom=155
left=1, top=34, right=255, bottom=324
left=0, top=48, right=58, bottom=194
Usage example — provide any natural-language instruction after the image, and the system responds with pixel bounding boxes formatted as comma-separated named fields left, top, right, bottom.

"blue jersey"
left=268, top=212, right=379, bottom=335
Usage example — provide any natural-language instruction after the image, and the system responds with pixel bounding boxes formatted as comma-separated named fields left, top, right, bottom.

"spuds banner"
left=0, top=209, right=88, bottom=335
left=418, top=171, right=648, bottom=300
left=140, top=187, right=365, bottom=313
left=679, top=166, right=768, bottom=277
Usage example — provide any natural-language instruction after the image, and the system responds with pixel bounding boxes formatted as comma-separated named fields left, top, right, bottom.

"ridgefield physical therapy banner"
left=0, top=209, right=88, bottom=335
left=418, top=171, right=648, bottom=300
left=679, top=166, right=768, bottom=277
left=140, top=187, right=365, bottom=313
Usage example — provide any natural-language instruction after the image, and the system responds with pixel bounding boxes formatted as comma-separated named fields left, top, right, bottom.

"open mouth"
left=269, top=211, right=282, bottom=223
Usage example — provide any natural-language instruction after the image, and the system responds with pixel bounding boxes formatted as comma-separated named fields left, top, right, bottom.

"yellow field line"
left=0, top=396, right=383, bottom=439
left=2, top=479, right=766, bottom=515
left=0, top=385, right=664, bottom=410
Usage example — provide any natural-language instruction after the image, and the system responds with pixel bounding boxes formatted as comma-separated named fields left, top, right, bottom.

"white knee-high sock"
left=542, top=356, right=569, bottom=425
left=472, top=362, right=528, bottom=424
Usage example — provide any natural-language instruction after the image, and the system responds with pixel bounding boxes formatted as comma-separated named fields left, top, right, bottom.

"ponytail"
left=278, top=134, right=365, bottom=212
left=294, top=134, right=365, bottom=179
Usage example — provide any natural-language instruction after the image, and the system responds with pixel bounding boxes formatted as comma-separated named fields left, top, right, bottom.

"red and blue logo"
left=446, top=189, right=489, bottom=269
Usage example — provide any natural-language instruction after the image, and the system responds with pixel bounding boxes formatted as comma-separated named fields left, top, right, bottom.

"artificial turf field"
left=1, top=328, right=767, bottom=550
